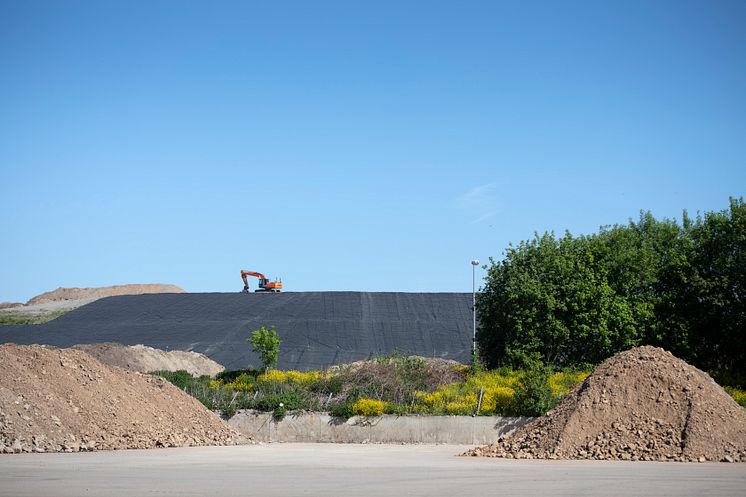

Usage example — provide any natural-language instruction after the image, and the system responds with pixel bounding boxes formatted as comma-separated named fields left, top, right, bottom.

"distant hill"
left=26, top=284, right=185, bottom=305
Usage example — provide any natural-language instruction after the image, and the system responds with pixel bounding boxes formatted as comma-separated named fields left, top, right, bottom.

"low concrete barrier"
left=229, top=411, right=533, bottom=444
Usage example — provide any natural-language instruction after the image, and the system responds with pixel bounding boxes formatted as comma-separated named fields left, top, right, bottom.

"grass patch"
left=0, top=309, right=71, bottom=325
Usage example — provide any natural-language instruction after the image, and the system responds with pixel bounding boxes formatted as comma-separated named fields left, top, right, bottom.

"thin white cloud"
left=454, top=183, right=500, bottom=224
left=470, top=210, right=498, bottom=224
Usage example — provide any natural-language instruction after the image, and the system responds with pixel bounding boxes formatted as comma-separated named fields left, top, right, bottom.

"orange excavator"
left=241, top=270, right=283, bottom=293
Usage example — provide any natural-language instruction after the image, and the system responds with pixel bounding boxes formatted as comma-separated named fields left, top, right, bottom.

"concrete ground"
left=1, top=443, right=744, bottom=497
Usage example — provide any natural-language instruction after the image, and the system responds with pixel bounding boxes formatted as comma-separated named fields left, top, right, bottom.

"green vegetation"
left=725, top=387, right=746, bottom=408
left=154, top=351, right=745, bottom=419
left=151, top=353, right=590, bottom=418
left=477, top=197, right=746, bottom=383
left=247, top=325, right=281, bottom=371
left=0, top=309, right=71, bottom=325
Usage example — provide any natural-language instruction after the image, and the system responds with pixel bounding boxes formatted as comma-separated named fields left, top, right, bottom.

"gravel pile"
left=0, top=344, right=244, bottom=454
left=465, top=346, right=746, bottom=462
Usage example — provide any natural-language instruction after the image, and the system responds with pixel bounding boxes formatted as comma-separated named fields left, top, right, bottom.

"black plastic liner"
left=0, top=292, right=474, bottom=370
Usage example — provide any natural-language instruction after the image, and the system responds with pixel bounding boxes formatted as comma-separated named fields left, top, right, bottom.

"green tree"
left=684, top=198, right=746, bottom=379
left=476, top=198, right=745, bottom=379
left=477, top=231, right=642, bottom=368
left=247, top=325, right=282, bottom=371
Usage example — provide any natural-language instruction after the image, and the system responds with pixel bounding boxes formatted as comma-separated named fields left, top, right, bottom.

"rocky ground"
left=72, top=343, right=224, bottom=377
left=465, top=346, right=746, bottom=463
left=0, top=344, right=245, bottom=453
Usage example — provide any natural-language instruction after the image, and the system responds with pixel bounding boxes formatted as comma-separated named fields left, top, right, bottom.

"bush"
left=351, top=398, right=388, bottom=416
left=151, top=370, right=196, bottom=390
left=328, top=399, right=355, bottom=419
left=514, top=363, right=555, bottom=416
left=215, top=368, right=262, bottom=383
left=273, top=404, right=287, bottom=421
left=383, top=403, right=407, bottom=415
left=328, top=387, right=363, bottom=419
left=151, top=370, right=252, bottom=417
left=724, top=387, right=746, bottom=408
left=247, top=325, right=281, bottom=371
left=252, top=390, right=307, bottom=412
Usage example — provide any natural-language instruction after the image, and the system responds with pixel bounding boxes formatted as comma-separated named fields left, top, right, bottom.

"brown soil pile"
left=0, top=344, right=243, bottom=454
left=72, top=343, right=224, bottom=377
left=465, top=346, right=746, bottom=463
left=26, top=284, right=184, bottom=305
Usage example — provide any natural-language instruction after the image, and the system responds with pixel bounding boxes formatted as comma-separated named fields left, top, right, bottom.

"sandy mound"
left=72, top=343, right=224, bottom=377
left=465, top=346, right=746, bottom=463
left=27, top=284, right=184, bottom=305
left=0, top=344, right=243, bottom=454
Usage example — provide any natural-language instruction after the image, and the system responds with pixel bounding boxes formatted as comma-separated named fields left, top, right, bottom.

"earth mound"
left=72, top=343, right=224, bottom=377
left=465, top=346, right=746, bottom=462
left=26, top=284, right=185, bottom=305
left=0, top=344, right=243, bottom=454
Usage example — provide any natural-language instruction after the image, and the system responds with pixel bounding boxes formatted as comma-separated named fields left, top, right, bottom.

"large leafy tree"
left=684, top=198, right=746, bottom=378
left=477, top=198, right=745, bottom=379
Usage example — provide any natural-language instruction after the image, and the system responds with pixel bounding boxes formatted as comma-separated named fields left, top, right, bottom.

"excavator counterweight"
left=241, top=270, right=283, bottom=293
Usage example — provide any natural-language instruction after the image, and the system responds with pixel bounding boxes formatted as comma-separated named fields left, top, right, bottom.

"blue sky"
left=1, top=0, right=744, bottom=302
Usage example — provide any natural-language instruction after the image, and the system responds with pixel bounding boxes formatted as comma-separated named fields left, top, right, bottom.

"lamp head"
left=471, top=259, right=480, bottom=266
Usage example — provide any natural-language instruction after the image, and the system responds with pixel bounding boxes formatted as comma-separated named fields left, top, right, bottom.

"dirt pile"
left=72, top=343, right=224, bottom=377
left=465, top=346, right=746, bottom=462
left=0, top=344, right=244, bottom=454
left=27, top=284, right=185, bottom=305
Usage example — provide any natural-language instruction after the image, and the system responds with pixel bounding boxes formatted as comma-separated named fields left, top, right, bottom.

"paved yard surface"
left=1, top=443, right=744, bottom=497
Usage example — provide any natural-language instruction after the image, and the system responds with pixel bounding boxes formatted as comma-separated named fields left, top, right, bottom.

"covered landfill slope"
left=0, top=292, right=474, bottom=370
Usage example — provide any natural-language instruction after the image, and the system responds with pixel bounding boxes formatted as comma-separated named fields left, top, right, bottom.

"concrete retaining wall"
left=229, top=411, right=533, bottom=444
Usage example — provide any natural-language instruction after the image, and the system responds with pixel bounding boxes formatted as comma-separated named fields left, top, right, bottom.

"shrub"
left=328, top=399, right=355, bottom=419
left=215, top=368, right=262, bottom=383
left=725, top=387, right=746, bottom=408
left=252, top=390, right=307, bottom=412
left=328, top=387, right=363, bottom=419
left=351, top=398, right=388, bottom=416
left=481, top=386, right=517, bottom=415
left=151, top=370, right=195, bottom=390
left=549, top=370, right=589, bottom=399
left=247, top=325, right=281, bottom=371
left=273, top=404, right=287, bottom=421
left=514, top=363, right=555, bottom=416
left=383, top=403, right=407, bottom=415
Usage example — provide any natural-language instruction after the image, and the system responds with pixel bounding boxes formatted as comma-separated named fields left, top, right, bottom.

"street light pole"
left=471, top=259, right=480, bottom=362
